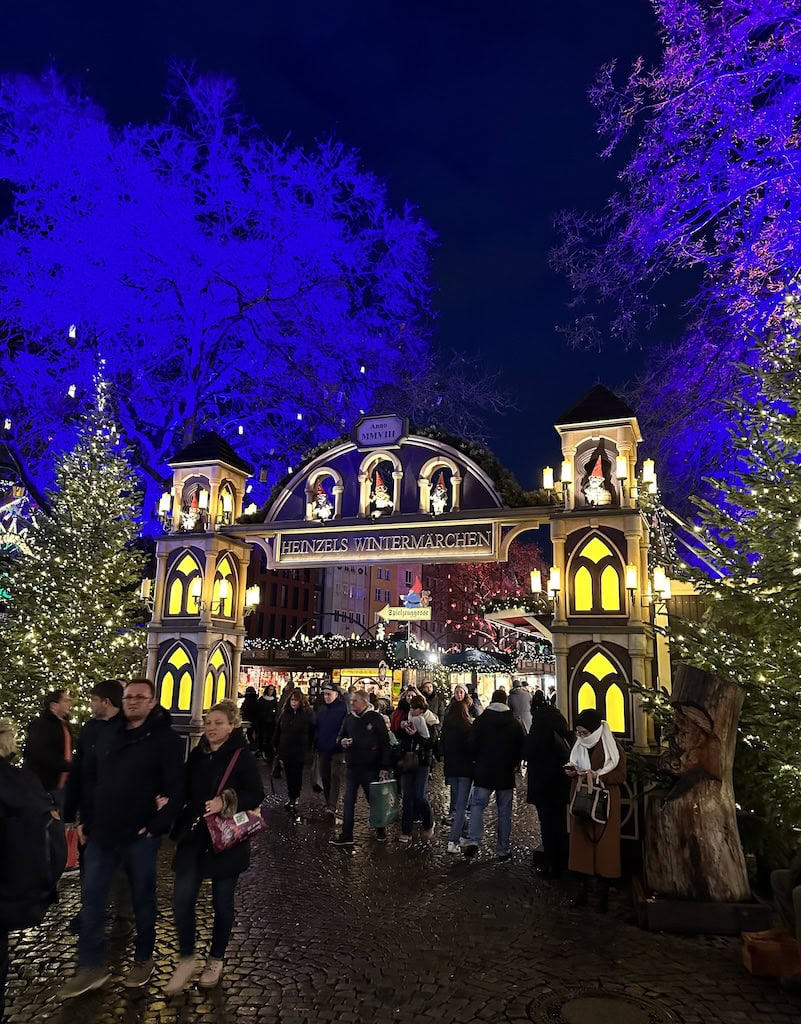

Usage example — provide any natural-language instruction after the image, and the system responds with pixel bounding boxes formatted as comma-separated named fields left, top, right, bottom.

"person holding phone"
left=565, top=709, right=627, bottom=911
left=397, top=697, right=437, bottom=843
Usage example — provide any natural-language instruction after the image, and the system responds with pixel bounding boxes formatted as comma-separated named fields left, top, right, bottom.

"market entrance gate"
left=146, top=389, right=672, bottom=763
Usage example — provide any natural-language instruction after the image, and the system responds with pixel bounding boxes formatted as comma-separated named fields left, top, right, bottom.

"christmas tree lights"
left=0, top=375, right=146, bottom=726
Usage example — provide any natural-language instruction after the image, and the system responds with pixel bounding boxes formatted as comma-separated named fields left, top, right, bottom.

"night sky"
left=0, top=0, right=661, bottom=489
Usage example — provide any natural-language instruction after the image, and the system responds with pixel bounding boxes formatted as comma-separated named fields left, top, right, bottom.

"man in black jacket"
left=462, top=689, right=525, bottom=862
left=330, top=690, right=391, bottom=848
left=61, top=678, right=185, bottom=1000
left=25, top=689, right=73, bottom=815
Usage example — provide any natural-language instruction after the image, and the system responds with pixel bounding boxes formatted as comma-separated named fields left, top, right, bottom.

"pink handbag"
left=203, top=748, right=266, bottom=853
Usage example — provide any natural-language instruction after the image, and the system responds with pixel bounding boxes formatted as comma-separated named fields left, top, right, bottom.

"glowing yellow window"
left=580, top=536, right=613, bottom=563
left=169, top=646, right=190, bottom=670
left=578, top=681, right=597, bottom=712
left=600, top=565, right=621, bottom=611
left=167, top=578, right=184, bottom=615
left=213, top=557, right=234, bottom=617
left=216, top=673, right=227, bottom=703
left=204, top=672, right=214, bottom=711
left=574, top=566, right=593, bottom=611
left=584, top=651, right=617, bottom=681
left=606, top=683, right=625, bottom=733
left=210, top=647, right=225, bottom=669
left=160, top=671, right=175, bottom=710
left=178, top=672, right=192, bottom=710
left=176, top=553, right=199, bottom=575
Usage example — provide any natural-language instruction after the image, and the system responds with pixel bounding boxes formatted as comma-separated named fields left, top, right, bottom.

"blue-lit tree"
left=0, top=69, right=441, bottom=515
left=552, top=2, right=801, bottom=491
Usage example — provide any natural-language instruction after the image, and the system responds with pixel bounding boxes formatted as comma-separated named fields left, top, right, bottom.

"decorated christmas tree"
left=678, top=293, right=801, bottom=863
left=0, top=373, right=147, bottom=726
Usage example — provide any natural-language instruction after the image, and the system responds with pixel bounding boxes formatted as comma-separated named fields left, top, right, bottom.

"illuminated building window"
left=204, top=644, right=230, bottom=710
left=577, top=681, right=597, bottom=713
left=158, top=644, right=193, bottom=711
left=568, top=533, right=624, bottom=615
left=166, top=552, right=202, bottom=616
left=573, top=648, right=628, bottom=735
left=213, top=555, right=235, bottom=617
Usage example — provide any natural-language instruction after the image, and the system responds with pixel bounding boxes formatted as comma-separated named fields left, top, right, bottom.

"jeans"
left=174, top=870, right=239, bottom=959
left=284, top=758, right=304, bottom=802
left=448, top=777, right=472, bottom=845
left=319, top=752, right=346, bottom=811
left=400, top=766, right=432, bottom=835
left=341, top=766, right=379, bottom=841
left=79, top=835, right=159, bottom=968
left=468, top=787, right=514, bottom=856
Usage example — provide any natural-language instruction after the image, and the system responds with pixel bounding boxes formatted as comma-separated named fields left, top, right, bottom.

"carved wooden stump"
left=644, top=663, right=750, bottom=902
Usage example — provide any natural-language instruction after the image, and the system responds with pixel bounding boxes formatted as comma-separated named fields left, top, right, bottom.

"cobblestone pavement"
left=6, top=768, right=800, bottom=1024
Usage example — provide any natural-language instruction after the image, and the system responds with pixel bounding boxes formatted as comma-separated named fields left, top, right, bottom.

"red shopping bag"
left=64, top=825, right=80, bottom=870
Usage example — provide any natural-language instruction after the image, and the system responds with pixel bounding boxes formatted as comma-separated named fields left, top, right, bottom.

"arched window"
left=165, top=552, right=202, bottom=617
left=572, top=648, right=629, bottom=736
left=204, top=645, right=230, bottom=710
left=217, top=482, right=236, bottom=526
left=568, top=534, right=624, bottom=615
left=158, top=644, right=194, bottom=712
left=212, top=555, right=236, bottom=618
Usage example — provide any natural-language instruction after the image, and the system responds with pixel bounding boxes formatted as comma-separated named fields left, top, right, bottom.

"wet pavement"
left=5, top=767, right=800, bottom=1024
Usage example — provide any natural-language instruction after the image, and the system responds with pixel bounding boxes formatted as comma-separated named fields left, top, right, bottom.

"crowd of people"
left=0, top=674, right=629, bottom=1009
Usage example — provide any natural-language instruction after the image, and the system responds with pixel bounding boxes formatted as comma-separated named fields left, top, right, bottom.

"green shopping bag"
left=369, top=779, right=400, bottom=828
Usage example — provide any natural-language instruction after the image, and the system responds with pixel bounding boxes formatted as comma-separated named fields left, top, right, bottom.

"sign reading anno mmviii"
left=353, top=414, right=406, bottom=449
left=275, top=523, right=495, bottom=565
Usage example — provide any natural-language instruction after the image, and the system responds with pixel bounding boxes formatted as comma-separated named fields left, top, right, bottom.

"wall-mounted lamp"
left=652, top=565, right=672, bottom=605
left=625, top=563, right=638, bottom=601
left=542, top=466, right=554, bottom=491
left=197, top=488, right=209, bottom=510
left=190, top=576, right=231, bottom=614
left=642, top=459, right=655, bottom=484
left=530, top=569, right=542, bottom=594
left=560, top=462, right=573, bottom=505
left=547, top=567, right=561, bottom=606
left=244, top=584, right=261, bottom=616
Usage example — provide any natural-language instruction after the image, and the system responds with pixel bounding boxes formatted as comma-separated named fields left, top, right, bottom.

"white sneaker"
left=447, top=841, right=461, bottom=855
left=198, top=958, right=224, bottom=989
left=164, top=955, right=202, bottom=996
left=398, top=833, right=412, bottom=844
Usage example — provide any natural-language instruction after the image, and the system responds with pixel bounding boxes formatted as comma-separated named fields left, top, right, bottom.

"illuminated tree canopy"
left=0, top=69, right=445, bottom=513
left=552, top=1, right=801, bottom=489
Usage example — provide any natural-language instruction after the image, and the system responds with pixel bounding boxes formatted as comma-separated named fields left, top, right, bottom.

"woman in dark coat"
left=565, top=708, right=627, bottom=911
left=397, top=697, right=436, bottom=843
left=440, top=689, right=473, bottom=855
left=257, top=685, right=279, bottom=759
left=0, top=717, right=65, bottom=1019
left=274, top=689, right=315, bottom=813
left=239, top=687, right=260, bottom=751
left=165, top=702, right=263, bottom=994
left=525, top=690, right=572, bottom=878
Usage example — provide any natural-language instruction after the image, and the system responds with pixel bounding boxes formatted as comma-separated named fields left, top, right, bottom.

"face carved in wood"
left=659, top=702, right=723, bottom=799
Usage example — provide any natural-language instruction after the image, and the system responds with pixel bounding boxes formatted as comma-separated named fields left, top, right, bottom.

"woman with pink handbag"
left=164, top=701, right=263, bottom=995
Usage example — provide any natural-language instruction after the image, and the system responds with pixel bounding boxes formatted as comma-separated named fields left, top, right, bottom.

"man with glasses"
left=61, top=679, right=184, bottom=999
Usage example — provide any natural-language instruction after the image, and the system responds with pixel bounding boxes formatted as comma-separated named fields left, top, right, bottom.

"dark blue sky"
left=0, top=0, right=661, bottom=489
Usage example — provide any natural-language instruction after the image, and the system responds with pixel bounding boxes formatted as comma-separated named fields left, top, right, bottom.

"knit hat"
left=574, top=708, right=603, bottom=732
left=321, top=681, right=339, bottom=693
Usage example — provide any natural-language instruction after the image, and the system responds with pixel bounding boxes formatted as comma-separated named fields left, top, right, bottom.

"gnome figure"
left=583, top=454, right=612, bottom=506
left=370, top=469, right=394, bottom=518
left=401, top=576, right=424, bottom=607
left=311, top=479, right=334, bottom=522
left=430, top=471, right=448, bottom=515
left=181, top=489, right=202, bottom=531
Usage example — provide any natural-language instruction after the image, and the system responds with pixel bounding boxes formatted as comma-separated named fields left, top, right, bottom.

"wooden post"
left=643, top=664, right=750, bottom=902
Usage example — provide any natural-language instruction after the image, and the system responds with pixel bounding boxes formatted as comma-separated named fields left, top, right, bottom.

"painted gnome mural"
left=311, top=479, right=334, bottom=522
left=430, top=471, right=448, bottom=515
left=369, top=468, right=394, bottom=518
left=582, top=453, right=613, bottom=506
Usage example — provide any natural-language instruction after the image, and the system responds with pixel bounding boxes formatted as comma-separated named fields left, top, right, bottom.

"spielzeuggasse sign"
left=273, top=522, right=496, bottom=566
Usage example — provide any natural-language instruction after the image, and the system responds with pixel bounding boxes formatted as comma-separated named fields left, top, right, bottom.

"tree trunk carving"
left=644, top=664, right=750, bottom=902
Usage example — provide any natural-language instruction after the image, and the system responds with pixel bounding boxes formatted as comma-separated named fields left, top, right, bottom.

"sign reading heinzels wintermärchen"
left=275, top=523, right=495, bottom=565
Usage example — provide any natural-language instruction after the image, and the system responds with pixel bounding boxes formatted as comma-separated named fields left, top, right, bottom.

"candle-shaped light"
left=189, top=577, right=202, bottom=607
left=198, top=488, right=209, bottom=510
left=648, top=472, right=658, bottom=495
left=158, top=491, right=171, bottom=514
left=615, top=456, right=628, bottom=481
left=218, top=579, right=231, bottom=600
left=547, top=567, right=561, bottom=595
left=245, top=584, right=261, bottom=608
left=530, top=569, right=542, bottom=594
left=542, top=466, right=554, bottom=491
left=222, top=493, right=233, bottom=513
left=652, top=565, right=667, bottom=597
left=625, top=563, right=638, bottom=593
left=642, top=459, right=656, bottom=484
left=560, top=461, right=573, bottom=484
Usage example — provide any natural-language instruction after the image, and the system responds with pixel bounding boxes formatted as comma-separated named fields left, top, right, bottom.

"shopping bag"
left=368, top=779, right=400, bottom=829
left=64, top=825, right=80, bottom=870
left=204, top=808, right=267, bottom=853
left=569, top=775, right=609, bottom=824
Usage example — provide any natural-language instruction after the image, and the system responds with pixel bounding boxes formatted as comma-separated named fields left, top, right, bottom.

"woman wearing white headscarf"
left=565, top=708, right=627, bottom=911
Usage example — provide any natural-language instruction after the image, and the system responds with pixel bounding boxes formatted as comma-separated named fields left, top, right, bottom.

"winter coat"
left=391, top=702, right=410, bottom=735
left=396, top=718, right=436, bottom=770
left=525, top=704, right=572, bottom=806
left=315, top=698, right=348, bottom=757
left=172, top=730, right=264, bottom=880
left=337, top=708, right=391, bottom=771
left=241, top=693, right=261, bottom=727
left=507, top=687, right=533, bottom=734
left=275, top=706, right=315, bottom=763
left=468, top=703, right=526, bottom=791
left=64, top=713, right=122, bottom=825
left=24, top=710, right=73, bottom=791
left=257, top=696, right=279, bottom=727
left=568, top=740, right=627, bottom=879
left=421, top=690, right=444, bottom=721
left=0, top=759, right=65, bottom=930
left=89, top=706, right=185, bottom=849
left=440, top=713, right=473, bottom=779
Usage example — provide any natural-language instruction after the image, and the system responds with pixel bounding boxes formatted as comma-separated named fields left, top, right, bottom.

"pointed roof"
left=555, top=385, right=636, bottom=427
left=168, top=431, right=253, bottom=474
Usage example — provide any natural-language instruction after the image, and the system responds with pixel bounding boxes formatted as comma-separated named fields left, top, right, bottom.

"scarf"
left=569, top=721, right=620, bottom=777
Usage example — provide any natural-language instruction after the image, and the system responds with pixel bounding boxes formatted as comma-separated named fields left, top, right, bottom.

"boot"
left=571, top=878, right=589, bottom=907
